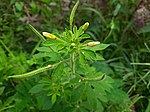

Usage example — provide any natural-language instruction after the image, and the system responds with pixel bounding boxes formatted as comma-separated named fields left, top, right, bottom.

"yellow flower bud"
left=42, top=32, right=57, bottom=40
left=86, top=41, right=100, bottom=47
left=82, top=22, right=89, bottom=31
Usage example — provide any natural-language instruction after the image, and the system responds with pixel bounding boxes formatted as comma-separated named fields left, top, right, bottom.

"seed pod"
left=82, top=22, right=89, bottom=31
left=86, top=41, right=100, bottom=47
left=42, top=32, right=57, bottom=40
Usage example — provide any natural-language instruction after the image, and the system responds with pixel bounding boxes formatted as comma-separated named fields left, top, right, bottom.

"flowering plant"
left=8, top=0, right=131, bottom=111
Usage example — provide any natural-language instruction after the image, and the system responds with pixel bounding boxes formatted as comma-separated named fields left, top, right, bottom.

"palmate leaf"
left=91, top=82, right=108, bottom=103
left=71, top=82, right=105, bottom=112
left=70, top=84, right=85, bottom=103
left=96, top=101, right=104, bottom=112
left=36, top=94, right=52, bottom=110
left=86, top=85, right=97, bottom=110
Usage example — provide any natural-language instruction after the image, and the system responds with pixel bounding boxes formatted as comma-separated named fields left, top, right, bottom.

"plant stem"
left=28, top=24, right=46, bottom=42
left=0, top=39, right=15, bottom=58
left=0, top=105, right=15, bottom=112
left=70, top=53, right=76, bottom=75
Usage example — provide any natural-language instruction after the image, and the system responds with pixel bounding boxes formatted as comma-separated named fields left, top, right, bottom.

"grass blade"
left=82, top=7, right=106, bottom=26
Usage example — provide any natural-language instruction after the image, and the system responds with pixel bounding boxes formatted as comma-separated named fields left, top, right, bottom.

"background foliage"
left=0, top=0, right=150, bottom=112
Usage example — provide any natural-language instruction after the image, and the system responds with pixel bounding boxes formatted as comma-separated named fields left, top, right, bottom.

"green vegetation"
left=0, top=0, right=149, bottom=112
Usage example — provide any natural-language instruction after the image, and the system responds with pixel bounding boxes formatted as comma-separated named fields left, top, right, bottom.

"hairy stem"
left=70, top=53, right=76, bottom=75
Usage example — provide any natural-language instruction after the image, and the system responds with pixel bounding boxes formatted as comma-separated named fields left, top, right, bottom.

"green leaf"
left=29, top=84, right=47, bottom=95
left=79, top=51, right=86, bottom=64
left=42, top=39, right=65, bottom=47
left=78, top=34, right=90, bottom=41
left=0, top=87, right=5, bottom=95
left=96, top=100, right=104, bottom=112
left=92, top=83, right=108, bottom=103
left=0, top=46, right=7, bottom=64
left=37, top=47, right=52, bottom=52
left=33, top=52, right=59, bottom=61
left=81, top=49, right=96, bottom=61
left=138, top=23, right=150, bottom=34
left=56, top=44, right=66, bottom=51
left=64, top=28, right=72, bottom=42
left=108, top=88, right=130, bottom=105
left=95, top=53, right=104, bottom=60
left=78, top=25, right=84, bottom=36
left=82, top=44, right=110, bottom=52
left=86, top=85, right=97, bottom=110
left=85, top=74, right=106, bottom=83
left=73, top=25, right=78, bottom=38
left=82, top=7, right=106, bottom=25
left=52, top=64, right=64, bottom=77
left=40, top=0, right=51, bottom=4
left=36, top=94, right=52, bottom=110
left=70, top=85, right=85, bottom=103
left=146, top=99, right=150, bottom=112
left=15, top=2, right=24, bottom=11
left=113, top=3, right=121, bottom=16
left=52, top=94, right=57, bottom=104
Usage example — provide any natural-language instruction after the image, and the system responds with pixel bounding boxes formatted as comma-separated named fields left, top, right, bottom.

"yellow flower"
left=86, top=41, right=100, bottom=47
left=42, top=32, right=57, bottom=40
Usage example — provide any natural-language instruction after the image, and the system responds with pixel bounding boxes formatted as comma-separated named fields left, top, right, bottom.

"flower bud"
left=71, top=43, right=76, bottom=46
left=82, top=22, right=89, bottom=31
left=42, top=32, right=57, bottom=40
left=86, top=41, right=100, bottom=47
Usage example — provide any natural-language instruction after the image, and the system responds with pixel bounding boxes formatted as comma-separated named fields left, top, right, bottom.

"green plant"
left=8, top=0, right=131, bottom=111
left=81, top=0, right=150, bottom=111
left=0, top=39, right=32, bottom=112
